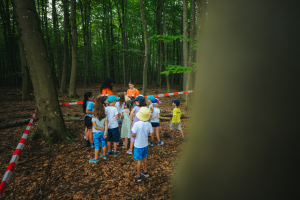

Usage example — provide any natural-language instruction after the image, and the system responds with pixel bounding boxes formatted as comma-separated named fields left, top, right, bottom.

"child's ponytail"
left=83, top=92, right=92, bottom=114
left=150, top=103, right=158, bottom=113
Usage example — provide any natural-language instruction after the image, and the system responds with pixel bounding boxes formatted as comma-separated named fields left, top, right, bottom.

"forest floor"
left=0, top=84, right=191, bottom=199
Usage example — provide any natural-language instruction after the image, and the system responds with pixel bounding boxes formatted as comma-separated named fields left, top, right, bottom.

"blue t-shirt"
left=86, top=101, right=95, bottom=117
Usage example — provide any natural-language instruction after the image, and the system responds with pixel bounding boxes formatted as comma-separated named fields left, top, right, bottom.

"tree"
left=19, top=38, right=31, bottom=100
left=185, top=0, right=196, bottom=108
left=139, top=0, right=149, bottom=95
left=162, top=0, right=170, bottom=93
left=60, top=0, right=69, bottom=93
left=68, top=0, right=78, bottom=97
left=182, top=0, right=188, bottom=97
left=13, top=0, right=73, bottom=144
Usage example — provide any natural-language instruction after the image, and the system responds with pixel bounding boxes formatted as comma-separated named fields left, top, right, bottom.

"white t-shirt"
left=92, top=116, right=107, bottom=132
left=131, top=121, right=153, bottom=148
left=115, top=102, right=125, bottom=114
left=105, top=106, right=119, bottom=129
left=150, top=107, right=160, bottom=123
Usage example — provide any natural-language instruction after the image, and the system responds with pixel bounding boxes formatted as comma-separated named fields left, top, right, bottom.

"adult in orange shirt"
left=100, top=78, right=114, bottom=96
left=127, top=81, right=140, bottom=98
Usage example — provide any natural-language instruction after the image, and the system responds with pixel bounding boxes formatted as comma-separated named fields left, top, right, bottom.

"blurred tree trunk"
left=13, top=0, right=74, bottom=144
left=68, top=0, right=78, bottom=97
left=139, top=0, right=149, bottom=95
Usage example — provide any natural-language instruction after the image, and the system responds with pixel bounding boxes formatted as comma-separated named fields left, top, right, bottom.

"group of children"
left=82, top=91, right=185, bottom=181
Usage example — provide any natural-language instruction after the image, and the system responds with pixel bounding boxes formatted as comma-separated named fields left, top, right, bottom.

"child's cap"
left=136, top=107, right=151, bottom=121
left=152, top=98, right=159, bottom=103
left=155, top=98, right=161, bottom=104
left=146, top=95, right=156, bottom=101
left=132, top=96, right=145, bottom=103
left=172, top=99, right=180, bottom=106
left=107, top=95, right=120, bottom=103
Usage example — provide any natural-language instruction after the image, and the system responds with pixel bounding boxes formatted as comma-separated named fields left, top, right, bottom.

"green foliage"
left=150, top=34, right=190, bottom=43
left=160, top=65, right=195, bottom=76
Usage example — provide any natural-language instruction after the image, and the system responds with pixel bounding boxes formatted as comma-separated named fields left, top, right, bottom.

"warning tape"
left=59, top=90, right=195, bottom=105
left=0, top=110, right=37, bottom=198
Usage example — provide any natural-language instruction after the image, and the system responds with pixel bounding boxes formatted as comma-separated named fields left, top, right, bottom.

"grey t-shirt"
left=92, top=116, right=107, bottom=132
left=150, top=107, right=160, bottom=123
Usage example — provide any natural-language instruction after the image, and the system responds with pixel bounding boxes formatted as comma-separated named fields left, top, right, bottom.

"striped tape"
left=0, top=110, right=37, bottom=198
left=59, top=90, right=195, bottom=105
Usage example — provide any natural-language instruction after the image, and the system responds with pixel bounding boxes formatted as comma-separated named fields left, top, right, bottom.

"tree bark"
left=68, top=0, right=78, bottom=97
left=60, top=0, right=69, bottom=93
left=155, top=1, right=161, bottom=87
left=162, top=0, right=170, bottom=93
left=13, top=0, right=73, bottom=143
left=185, top=0, right=196, bottom=108
left=139, top=0, right=149, bottom=96
left=182, top=0, right=188, bottom=99
left=19, top=38, right=31, bottom=100
left=103, top=0, right=110, bottom=77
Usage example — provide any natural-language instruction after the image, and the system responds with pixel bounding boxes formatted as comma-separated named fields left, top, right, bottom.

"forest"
left=0, top=0, right=206, bottom=199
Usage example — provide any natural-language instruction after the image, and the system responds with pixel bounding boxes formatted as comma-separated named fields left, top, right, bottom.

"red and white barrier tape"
left=59, top=90, right=195, bottom=105
left=0, top=110, right=37, bottom=198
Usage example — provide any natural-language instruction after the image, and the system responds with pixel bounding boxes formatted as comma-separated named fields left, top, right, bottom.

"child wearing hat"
left=164, top=99, right=185, bottom=141
left=149, top=98, right=164, bottom=146
left=146, top=95, right=161, bottom=109
left=105, top=95, right=121, bottom=156
left=131, top=107, right=153, bottom=181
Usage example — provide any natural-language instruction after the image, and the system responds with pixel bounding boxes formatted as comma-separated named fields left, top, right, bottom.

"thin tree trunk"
left=155, top=1, right=161, bottom=87
left=162, top=0, right=170, bottom=93
left=68, top=0, right=78, bottom=97
left=13, top=0, right=73, bottom=143
left=60, top=0, right=69, bottom=93
left=139, top=0, right=149, bottom=95
left=182, top=0, right=188, bottom=98
left=186, top=0, right=196, bottom=108
left=103, top=0, right=110, bottom=77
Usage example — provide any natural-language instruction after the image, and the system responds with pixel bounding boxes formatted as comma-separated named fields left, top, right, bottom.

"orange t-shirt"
left=102, top=88, right=113, bottom=95
left=127, top=88, right=140, bottom=98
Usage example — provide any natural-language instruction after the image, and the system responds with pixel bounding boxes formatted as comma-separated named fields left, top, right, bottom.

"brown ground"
left=0, top=84, right=190, bottom=199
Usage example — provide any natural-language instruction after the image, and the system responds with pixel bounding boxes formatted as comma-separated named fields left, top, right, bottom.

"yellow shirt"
left=172, top=107, right=181, bottom=123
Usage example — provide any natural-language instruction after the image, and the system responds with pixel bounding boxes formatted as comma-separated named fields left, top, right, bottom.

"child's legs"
left=151, top=127, right=155, bottom=142
left=125, top=138, right=128, bottom=149
left=130, top=131, right=135, bottom=149
left=143, top=157, right=148, bottom=172
left=114, top=142, right=118, bottom=151
left=137, top=160, right=142, bottom=177
left=88, top=129, right=93, bottom=143
left=155, top=127, right=161, bottom=142
left=85, top=127, right=87, bottom=138
left=112, top=127, right=119, bottom=151
left=93, top=132, right=101, bottom=159
left=100, top=133, right=107, bottom=155
left=95, top=149, right=100, bottom=159
left=134, top=146, right=144, bottom=177
left=107, top=128, right=114, bottom=150
left=177, top=122, right=184, bottom=138
left=180, top=130, right=184, bottom=138
left=130, top=142, right=134, bottom=150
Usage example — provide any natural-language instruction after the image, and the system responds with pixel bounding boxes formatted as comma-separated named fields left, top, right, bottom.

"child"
left=124, top=90, right=131, bottom=102
left=131, top=107, right=153, bottom=181
left=115, top=93, right=126, bottom=134
left=146, top=95, right=156, bottom=109
left=90, top=103, right=108, bottom=163
left=105, top=95, right=121, bottom=156
left=164, top=99, right=185, bottom=141
left=127, top=96, right=148, bottom=154
left=149, top=99, right=164, bottom=146
left=83, top=92, right=95, bottom=148
left=121, top=101, right=132, bottom=149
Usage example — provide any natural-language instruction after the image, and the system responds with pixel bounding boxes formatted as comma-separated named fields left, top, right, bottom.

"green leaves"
left=160, top=65, right=195, bottom=76
left=150, top=34, right=190, bottom=43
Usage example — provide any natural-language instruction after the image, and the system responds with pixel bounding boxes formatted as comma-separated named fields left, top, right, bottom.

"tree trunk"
left=186, top=0, right=196, bottom=108
left=139, top=0, right=149, bottom=95
left=52, top=0, right=62, bottom=86
left=182, top=0, right=188, bottom=98
left=19, top=38, right=31, bottom=100
left=103, top=0, right=110, bottom=77
left=155, top=1, right=161, bottom=87
left=13, top=0, right=73, bottom=143
left=68, top=0, right=78, bottom=97
left=60, top=0, right=69, bottom=93
left=162, top=0, right=170, bottom=92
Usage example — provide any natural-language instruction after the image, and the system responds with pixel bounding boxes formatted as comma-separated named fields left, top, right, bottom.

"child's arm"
left=130, top=109, right=135, bottom=126
left=132, top=132, right=136, bottom=137
left=92, top=122, right=104, bottom=131
left=116, top=114, right=120, bottom=120
left=86, top=109, right=93, bottom=114
left=103, top=120, right=108, bottom=138
left=121, top=112, right=124, bottom=119
left=157, top=113, right=161, bottom=119
left=174, top=115, right=177, bottom=125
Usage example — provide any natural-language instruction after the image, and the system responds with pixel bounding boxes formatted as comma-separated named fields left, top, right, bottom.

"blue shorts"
left=93, top=132, right=107, bottom=149
left=151, top=122, right=160, bottom=127
left=117, top=118, right=123, bottom=124
left=134, top=146, right=148, bottom=161
left=107, top=127, right=119, bottom=143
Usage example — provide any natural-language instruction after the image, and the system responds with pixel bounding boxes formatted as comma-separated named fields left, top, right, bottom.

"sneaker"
left=89, top=158, right=99, bottom=163
left=179, top=138, right=185, bottom=141
left=114, top=151, right=120, bottom=157
left=107, top=150, right=113, bottom=156
left=149, top=142, right=153, bottom=147
left=100, top=154, right=107, bottom=159
left=137, top=176, right=142, bottom=182
left=127, top=150, right=132, bottom=154
left=164, top=132, right=170, bottom=137
left=158, top=141, right=164, bottom=146
left=141, top=170, right=149, bottom=177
